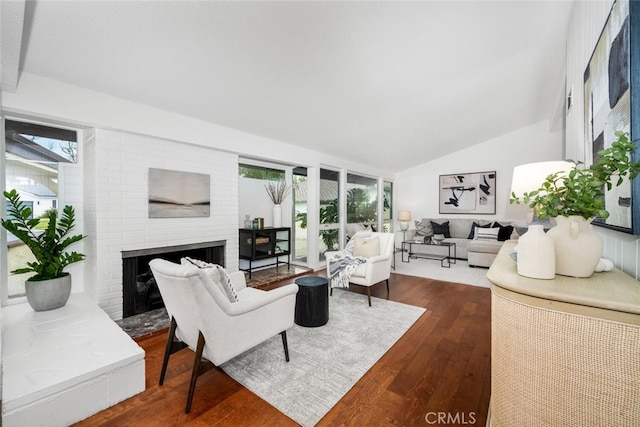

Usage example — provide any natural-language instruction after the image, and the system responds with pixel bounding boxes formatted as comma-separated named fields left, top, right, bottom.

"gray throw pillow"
left=415, top=220, right=433, bottom=237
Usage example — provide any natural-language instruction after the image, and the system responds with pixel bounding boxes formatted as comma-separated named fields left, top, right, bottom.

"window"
left=4, top=119, right=78, bottom=299
left=239, top=164, right=285, bottom=180
left=383, top=180, right=393, bottom=232
left=292, top=167, right=308, bottom=262
left=346, top=173, right=377, bottom=241
left=318, top=169, right=340, bottom=260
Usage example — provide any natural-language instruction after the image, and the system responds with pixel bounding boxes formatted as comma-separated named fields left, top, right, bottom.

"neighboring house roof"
left=4, top=131, right=69, bottom=197
left=293, top=180, right=338, bottom=204
left=5, top=131, right=70, bottom=164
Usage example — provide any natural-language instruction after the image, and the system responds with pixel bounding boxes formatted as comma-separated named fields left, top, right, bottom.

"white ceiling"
left=7, top=0, right=574, bottom=172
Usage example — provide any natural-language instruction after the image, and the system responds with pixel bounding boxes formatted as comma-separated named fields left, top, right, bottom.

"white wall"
left=2, top=73, right=394, bottom=317
left=2, top=73, right=394, bottom=181
left=85, top=129, right=239, bottom=319
left=566, top=0, right=640, bottom=279
left=395, top=120, right=564, bottom=228
left=239, top=177, right=293, bottom=229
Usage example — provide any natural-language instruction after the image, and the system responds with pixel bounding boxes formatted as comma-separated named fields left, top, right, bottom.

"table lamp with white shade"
left=398, top=211, right=411, bottom=242
left=511, top=161, right=573, bottom=279
left=511, top=161, right=573, bottom=223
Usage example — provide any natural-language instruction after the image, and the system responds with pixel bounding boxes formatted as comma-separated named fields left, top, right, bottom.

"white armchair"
left=325, top=232, right=395, bottom=306
left=149, top=258, right=298, bottom=413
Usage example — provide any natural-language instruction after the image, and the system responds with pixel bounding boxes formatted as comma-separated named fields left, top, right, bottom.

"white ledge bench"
left=2, top=293, right=145, bottom=426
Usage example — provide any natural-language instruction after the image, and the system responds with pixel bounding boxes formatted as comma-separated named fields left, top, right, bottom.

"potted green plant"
left=2, top=189, right=85, bottom=311
left=510, top=131, right=640, bottom=220
left=510, top=131, right=640, bottom=277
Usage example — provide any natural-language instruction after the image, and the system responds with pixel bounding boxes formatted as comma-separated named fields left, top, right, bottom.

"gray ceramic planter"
left=25, top=274, right=72, bottom=311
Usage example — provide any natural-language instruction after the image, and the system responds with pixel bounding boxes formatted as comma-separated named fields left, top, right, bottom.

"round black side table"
left=294, top=276, right=329, bottom=327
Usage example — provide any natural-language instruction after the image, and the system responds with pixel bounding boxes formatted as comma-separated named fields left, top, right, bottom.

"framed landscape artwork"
left=148, top=168, right=211, bottom=218
left=439, top=171, right=496, bottom=215
left=584, top=0, right=640, bottom=234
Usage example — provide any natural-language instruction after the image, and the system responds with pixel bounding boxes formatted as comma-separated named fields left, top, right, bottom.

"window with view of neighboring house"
left=4, top=119, right=78, bottom=299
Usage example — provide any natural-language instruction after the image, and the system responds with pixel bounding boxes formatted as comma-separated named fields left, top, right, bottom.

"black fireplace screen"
left=122, top=241, right=225, bottom=318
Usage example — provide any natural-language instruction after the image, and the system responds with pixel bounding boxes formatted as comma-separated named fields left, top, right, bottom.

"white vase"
left=516, top=225, right=555, bottom=279
left=273, top=204, right=282, bottom=227
left=546, top=216, right=602, bottom=278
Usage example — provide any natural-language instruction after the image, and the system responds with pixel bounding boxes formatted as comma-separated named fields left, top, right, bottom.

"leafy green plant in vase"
left=510, top=131, right=640, bottom=277
left=1, top=189, right=85, bottom=311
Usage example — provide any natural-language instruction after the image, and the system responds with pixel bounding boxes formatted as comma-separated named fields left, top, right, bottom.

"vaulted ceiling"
left=2, top=1, right=574, bottom=172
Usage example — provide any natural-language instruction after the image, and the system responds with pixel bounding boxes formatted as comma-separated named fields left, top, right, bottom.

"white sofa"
left=406, top=218, right=519, bottom=268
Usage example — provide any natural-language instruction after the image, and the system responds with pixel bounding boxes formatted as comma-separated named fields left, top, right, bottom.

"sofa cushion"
left=415, top=220, right=432, bottom=236
left=467, top=222, right=492, bottom=239
left=468, top=239, right=503, bottom=254
left=492, top=222, right=515, bottom=241
left=431, top=221, right=451, bottom=238
left=474, top=227, right=499, bottom=241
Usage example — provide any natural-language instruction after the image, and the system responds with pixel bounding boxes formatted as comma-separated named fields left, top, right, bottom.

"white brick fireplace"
left=84, top=129, right=239, bottom=320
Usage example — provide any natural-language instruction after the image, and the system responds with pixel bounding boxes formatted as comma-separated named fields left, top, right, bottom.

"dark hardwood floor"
left=75, top=272, right=491, bottom=426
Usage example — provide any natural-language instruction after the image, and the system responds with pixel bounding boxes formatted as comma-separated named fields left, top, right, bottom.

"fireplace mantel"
left=122, top=240, right=226, bottom=259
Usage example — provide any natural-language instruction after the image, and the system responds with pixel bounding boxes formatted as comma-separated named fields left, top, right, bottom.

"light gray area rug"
left=394, top=257, right=492, bottom=288
left=220, top=289, right=425, bottom=426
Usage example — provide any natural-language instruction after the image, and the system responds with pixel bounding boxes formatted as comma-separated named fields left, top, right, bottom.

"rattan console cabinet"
left=487, top=241, right=640, bottom=427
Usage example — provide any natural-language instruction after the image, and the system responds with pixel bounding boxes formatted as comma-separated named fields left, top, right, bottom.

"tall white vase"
left=273, top=204, right=282, bottom=227
left=517, top=225, right=555, bottom=279
left=546, top=215, right=602, bottom=278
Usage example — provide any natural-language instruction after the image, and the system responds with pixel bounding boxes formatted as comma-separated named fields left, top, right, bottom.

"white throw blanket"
left=328, top=252, right=366, bottom=289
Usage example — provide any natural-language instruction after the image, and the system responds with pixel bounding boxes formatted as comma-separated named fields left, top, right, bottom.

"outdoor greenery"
left=296, top=187, right=384, bottom=251
left=1, top=189, right=85, bottom=281
left=510, top=131, right=640, bottom=219
left=239, top=166, right=285, bottom=180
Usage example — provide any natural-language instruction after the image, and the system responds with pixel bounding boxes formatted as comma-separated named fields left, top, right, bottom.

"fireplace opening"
left=122, top=241, right=225, bottom=318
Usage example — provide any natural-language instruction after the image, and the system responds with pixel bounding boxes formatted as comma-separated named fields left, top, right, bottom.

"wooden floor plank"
left=75, top=272, right=491, bottom=426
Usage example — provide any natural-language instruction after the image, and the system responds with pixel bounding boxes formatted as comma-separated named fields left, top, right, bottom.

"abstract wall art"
left=148, top=168, right=210, bottom=218
left=584, top=0, right=640, bottom=234
left=439, top=171, right=496, bottom=215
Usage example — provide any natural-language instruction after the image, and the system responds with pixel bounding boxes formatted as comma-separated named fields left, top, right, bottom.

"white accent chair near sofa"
left=325, top=232, right=395, bottom=306
left=149, top=258, right=298, bottom=413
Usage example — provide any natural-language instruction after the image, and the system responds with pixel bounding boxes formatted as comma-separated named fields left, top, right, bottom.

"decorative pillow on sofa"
left=467, top=221, right=491, bottom=239
left=353, top=235, right=380, bottom=258
left=431, top=221, right=451, bottom=238
left=181, top=257, right=239, bottom=303
left=492, top=222, right=515, bottom=241
left=474, top=227, right=500, bottom=241
left=415, top=220, right=432, bottom=237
